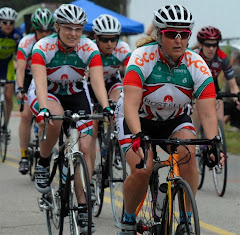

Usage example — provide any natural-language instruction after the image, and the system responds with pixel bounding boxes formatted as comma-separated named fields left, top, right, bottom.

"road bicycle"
left=92, top=101, right=126, bottom=228
left=196, top=91, right=240, bottom=197
left=135, top=136, right=221, bottom=235
left=38, top=110, right=104, bottom=235
left=28, top=116, right=40, bottom=181
left=0, top=79, right=8, bottom=162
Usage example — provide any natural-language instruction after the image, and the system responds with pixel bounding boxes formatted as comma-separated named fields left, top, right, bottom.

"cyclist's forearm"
left=32, top=64, right=48, bottom=109
left=228, top=78, right=239, bottom=101
left=16, top=59, right=26, bottom=87
left=90, top=66, right=109, bottom=108
left=124, top=85, right=142, bottom=135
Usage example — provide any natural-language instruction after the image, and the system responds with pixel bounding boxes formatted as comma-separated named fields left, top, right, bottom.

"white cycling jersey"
left=17, top=33, right=37, bottom=74
left=97, top=39, right=131, bottom=82
left=120, top=41, right=215, bottom=121
left=31, top=34, right=102, bottom=95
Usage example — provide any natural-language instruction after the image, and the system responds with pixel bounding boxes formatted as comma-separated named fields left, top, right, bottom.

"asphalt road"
left=0, top=111, right=240, bottom=235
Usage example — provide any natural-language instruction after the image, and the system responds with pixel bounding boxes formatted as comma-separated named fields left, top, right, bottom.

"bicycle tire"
left=196, top=126, right=206, bottom=190
left=46, top=154, right=64, bottom=235
left=212, top=120, right=227, bottom=197
left=136, top=171, right=160, bottom=234
left=28, top=119, right=40, bottom=181
left=169, top=179, right=200, bottom=235
left=92, top=121, right=105, bottom=217
left=71, top=153, right=92, bottom=235
left=109, top=137, right=126, bottom=228
left=0, top=100, right=8, bottom=162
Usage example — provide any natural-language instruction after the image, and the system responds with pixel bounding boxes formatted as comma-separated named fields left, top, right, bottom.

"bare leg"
left=5, top=83, right=14, bottom=122
left=123, top=149, right=153, bottom=214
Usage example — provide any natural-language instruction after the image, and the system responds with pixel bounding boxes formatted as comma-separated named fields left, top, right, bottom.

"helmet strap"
left=57, top=27, right=74, bottom=51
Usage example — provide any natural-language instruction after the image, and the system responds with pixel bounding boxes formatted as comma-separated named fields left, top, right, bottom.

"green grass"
left=225, top=123, right=240, bottom=155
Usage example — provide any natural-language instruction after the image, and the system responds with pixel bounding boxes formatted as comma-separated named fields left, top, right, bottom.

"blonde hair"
left=136, top=26, right=161, bottom=48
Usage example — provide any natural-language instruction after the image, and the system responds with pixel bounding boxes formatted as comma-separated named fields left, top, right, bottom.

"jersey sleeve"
left=184, top=50, right=216, bottom=99
left=217, top=50, right=235, bottom=80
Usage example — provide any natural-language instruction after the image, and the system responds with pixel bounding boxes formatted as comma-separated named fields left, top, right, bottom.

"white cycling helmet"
left=92, top=14, right=121, bottom=35
left=31, top=8, right=54, bottom=31
left=0, top=7, right=17, bottom=21
left=153, top=5, right=194, bottom=30
left=54, top=4, right=87, bottom=25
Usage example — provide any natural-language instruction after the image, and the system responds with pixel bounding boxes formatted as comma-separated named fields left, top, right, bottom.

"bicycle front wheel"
left=109, top=137, right=126, bottom=228
left=169, top=179, right=200, bottom=235
left=46, top=155, right=64, bottom=235
left=0, top=101, right=8, bottom=162
left=69, top=153, right=92, bottom=235
left=212, top=120, right=227, bottom=197
left=92, top=132, right=105, bottom=217
left=28, top=119, right=40, bottom=181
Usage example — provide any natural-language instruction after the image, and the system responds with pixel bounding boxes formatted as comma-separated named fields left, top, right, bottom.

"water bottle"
left=101, top=142, right=107, bottom=158
left=155, top=183, right=168, bottom=217
left=62, top=159, right=68, bottom=184
left=34, top=122, right=39, bottom=135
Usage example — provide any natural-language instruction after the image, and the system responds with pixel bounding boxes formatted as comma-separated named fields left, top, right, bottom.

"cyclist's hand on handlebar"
left=131, top=131, right=145, bottom=159
left=36, top=108, right=53, bottom=128
left=208, top=147, right=225, bottom=168
left=103, top=106, right=115, bottom=123
left=16, top=87, right=24, bottom=101
left=235, top=100, right=240, bottom=110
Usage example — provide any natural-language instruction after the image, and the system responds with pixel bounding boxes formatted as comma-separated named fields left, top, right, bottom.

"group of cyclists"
left=0, top=3, right=239, bottom=235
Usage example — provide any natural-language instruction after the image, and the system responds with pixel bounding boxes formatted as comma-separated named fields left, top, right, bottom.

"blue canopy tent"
left=71, top=0, right=144, bottom=35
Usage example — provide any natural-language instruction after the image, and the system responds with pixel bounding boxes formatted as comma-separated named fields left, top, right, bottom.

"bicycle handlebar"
left=136, top=136, right=221, bottom=170
left=40, top=110, right=111, bottom=142
left=217, top=91, right=240, bottom=101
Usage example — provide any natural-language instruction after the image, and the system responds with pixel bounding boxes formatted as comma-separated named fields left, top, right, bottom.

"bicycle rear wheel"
left=92, top=121, right=105, bottom=217
left=46, top=153, right=64, bottom=235
left=212, top=120, right=227, bottom=197
left=0, top=100, right=8, bottom=162
left=169, top=179, right=200, bottom=235
left=109, top=137, right=126, bottom=228
left=196, top=126, right=206, bottom=190
left=136, top=172, right=160, bottom=234
left=69, top=153, right=92, bottom=235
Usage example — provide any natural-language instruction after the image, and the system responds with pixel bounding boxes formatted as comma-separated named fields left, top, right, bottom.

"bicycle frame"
left=136, top=137, right=221, bottom=234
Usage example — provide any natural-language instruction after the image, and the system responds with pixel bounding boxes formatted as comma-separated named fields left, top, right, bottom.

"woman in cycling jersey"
left=0, top=7, right=22, bottom=125
left=192, top=26, right=240, bottom=132
left=89, top=14, right=131, bottom=174
left=28, top=4, right=112, bottom=233
left=116, top=5, right=224, bottom=234
left=16, top=8, right=54, bottom=175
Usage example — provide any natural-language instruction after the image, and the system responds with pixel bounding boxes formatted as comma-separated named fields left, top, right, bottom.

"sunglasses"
left=1, top=20, right=14, bottom=26
left=37, top=29, right=52, bottom=33
left=161, top=30, right=191, bottom=40
left=60, top=25, right=84, bottom=34
left=99, top=36, right=119, bottom=43
left=202, top=42, right=218, bottom=48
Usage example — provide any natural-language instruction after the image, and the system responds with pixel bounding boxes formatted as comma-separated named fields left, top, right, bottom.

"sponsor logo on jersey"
left=61, top=74, right=68, bottom=80
left=20, top=37, right=35, bottom=48
left=115, top=46, right=128, bottom=54
left=185, top=51, right=210, bottom=76
left=135, top=49, right=158, bottom=66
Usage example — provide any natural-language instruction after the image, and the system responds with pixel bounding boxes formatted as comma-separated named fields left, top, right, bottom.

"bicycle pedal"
left=38, top=197, right=48, bottom=211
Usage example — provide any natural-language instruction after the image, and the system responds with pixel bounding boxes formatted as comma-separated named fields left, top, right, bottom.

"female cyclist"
left=28, top=4, right=112, bottom=233
left=16, top=8, right=54, bottom=175
left=0, top=7, right=22, bottom=127
left=89, top=14, right=131, bottom=179
left=116, top=5, right=224, bottom=235
left=192, top=26, right=240, bottom=132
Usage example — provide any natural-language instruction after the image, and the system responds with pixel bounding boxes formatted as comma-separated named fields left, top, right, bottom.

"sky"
left=127, top=0, right=240, bottom=50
